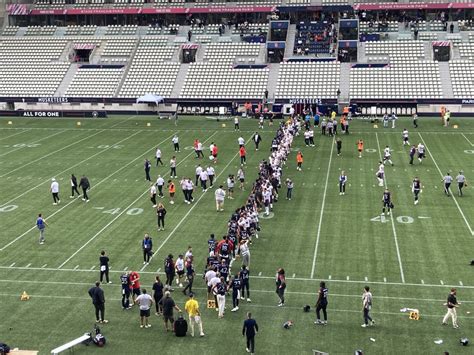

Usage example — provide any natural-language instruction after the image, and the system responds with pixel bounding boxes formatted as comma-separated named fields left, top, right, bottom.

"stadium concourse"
left=0, top=1, right=474, bottom=354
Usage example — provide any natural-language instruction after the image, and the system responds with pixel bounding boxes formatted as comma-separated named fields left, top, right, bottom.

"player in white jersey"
left=376, top=162, right=385, bottom=187
left=383, top=146, right=393, bottom=166
left=402, top=129, right=409, bottom=146
left=417, top=143, right=425, bottom=163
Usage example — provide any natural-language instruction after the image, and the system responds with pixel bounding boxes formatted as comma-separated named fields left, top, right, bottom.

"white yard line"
left=0, top=129, right=107, bottom=178
left=375, top=132, right=406, bottom=283
left=0, top=129, right=31, bottom=141
left=0, top=265, right=472, bottom=289
left=418, top=132, right=474, bottom=236
left=0, top=132, right=174, bottom=251
left=0, top=130, right=142, bottom=208
left=140, top=132, right=253, bottom=272
left=57, top=132, right=217, bottom=269
left=0, top=130, right=65, bottom=157
left=310, top=137, right=335, bottom=278
left=461, top=133, right=474, bottom=147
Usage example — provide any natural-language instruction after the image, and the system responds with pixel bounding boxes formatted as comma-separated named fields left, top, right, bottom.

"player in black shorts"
left=382, top=189, right=392, bottom=216
left=240, top=265, right=251, bottom=302
left=412, top=177, right=421, bottom=205
left=120, top=271, right=132, bottom=310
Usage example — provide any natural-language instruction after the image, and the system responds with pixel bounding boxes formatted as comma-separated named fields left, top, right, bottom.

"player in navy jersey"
left=230, top=274, right=242, bottom=312
left=409, top=145, right=416, bottom=165
left=216, top=236, right=233, bottom=265
left=218, top=260, right=229, bottom=282
left=208, top=233, right=217, bottom=254
left=314, top=281, right=328, bottom=325
left=240, top=265, right=251, bottom=302
left=120, top=271, right=132, bottom=310
left=382, top=189, right=392, bottom=216
left=412, top=177, right=421, bottom=205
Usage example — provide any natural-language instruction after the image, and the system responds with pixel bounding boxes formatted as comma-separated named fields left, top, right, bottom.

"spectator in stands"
left=188, top=29, right=192, bottom=42
left=450, top=22, right=454, bottom=33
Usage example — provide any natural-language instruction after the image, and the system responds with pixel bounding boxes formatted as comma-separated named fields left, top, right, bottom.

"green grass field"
left=0, top=115, right=473, bottom=355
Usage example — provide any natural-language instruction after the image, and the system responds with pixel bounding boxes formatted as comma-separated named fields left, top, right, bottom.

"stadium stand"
left=118, top=37, right=179, bottom=98
left=1, top=26, right=19, bottom=36
left=204, top=42, right=261, bottom=63
left=102, top=38, right=137, bottom=58
left=274, top=62, right=340, bottom=100
left=450, top=60, right=474, bottom=98
left=65, top=68, right=124, bottom=97
left=458, top=43, right=474, bottom=58
left=350, top=61, right=443, bottom=99
left=24, top=26, right=57, bottom=36
left=365, top=40, right=425, bottom=60
left=180, top=63, right=269, bottom=99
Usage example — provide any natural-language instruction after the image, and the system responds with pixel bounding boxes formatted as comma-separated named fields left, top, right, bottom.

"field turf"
left=0, top=115, right=473, bottom=355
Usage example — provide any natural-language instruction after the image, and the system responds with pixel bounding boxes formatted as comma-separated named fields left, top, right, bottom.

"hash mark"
left=383, top=277, right=387, bottom=283
left=9, top=262, right=15, bottom=267
left=74, top=265, right=79, bottom=270
left=26, top=263, right=31, bottom=268
left=459, top=281, right=463, bottom=286
left=440, top=280, right=444, bottom=285
left=346, top=276, right=350, bottom=281
left=421, top=279, right=425, bottom=284
left=42, top=264, right=47, bottom=268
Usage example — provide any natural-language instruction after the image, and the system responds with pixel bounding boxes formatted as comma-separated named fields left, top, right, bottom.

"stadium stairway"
left=172, top=63, right=189, bottom=98
left=283, top=24, right=296, bottom=59
left=55, top=63, right=79, bottom=97
left=358, top=42, right=368, bottom=62
left=438, top=62, right=454, bottom=98
left=338, top=62, right=351, bottom=111
left=423, top=41, right=432, bottom=60
left=265, top=63, right=280, bottom=101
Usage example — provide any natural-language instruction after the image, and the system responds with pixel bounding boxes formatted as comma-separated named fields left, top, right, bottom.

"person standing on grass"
left=335, top=138, right=342, bottom=156
left=442, top=288, right=460, bottom=329
left=36, top=213, right=48, bottom=245
left=135, top=289, right=154, bottom=328
left=456, top=171, right=467, bottom=197
left=413, top=113, right=418, bottom=128
left=172, top=134, right=180, bottom=152
left=207, top=166, right=215, bottom=188
left=252, top=132, right=262, bottom=151
left=156, top=175, right=165, bottom=198
left=79, top=175, right=90, bottom=202
left=129, top=270, right=141, bottom=305
left=296, top=151, right=303, bottom=171
left=443, top=172, right=453, bottom=196
left=361, top=286, right=374, bottom=327
left=175, top=254, right=185, bottom=288
left=213, top=276, right=227, bottom=318
left=409, top=145, right=416, bottom=165
left=238, top=135, right=245, bottom=148
left=142, top=234, right=153, bottom=265
left=120, top=271, right=132, bottom=310
left=339, top=171, right=347, bottom=196
left=240, top=240, right=251, bottom=268
left=196, top=140, right=204, bottom=159
left=152, top=275, right=164, bottom=316
left=70, top=174, right=80, bottom=198
left=186, top=178, right=194, bottom=203
left=382, top=189, right=392, bottom=216
left=50, top=178, right=60, bottom=205
left=150, top=183, right=157, bottom=208
left=215, top=185, right=226, bottom=212
left=99, top=250, right=111, bottom=284
left=185, top=293, right=205, bottom=337
left=156, top=203, right=166, bottom=231
left=167, top=180, right=175, bottom=205
left=315, top=281, right=328, bottom=325
left=88, top=281, right=108, bottom=324
left=195, top=164, right=203, bottom=187
left=234, top=116, right=240, bottom=131
left=182, top=260, right=195, bottom=295
left=144, top=159, right=152, bottom=182
left=357, top=139, right=364, bottom=158
left=155, top=147, right=163, bottom=167
left=242, top=312, right=258, bottom=355
left=230, top=274, right=242, bottom=312
left=412, top=177, right=421, bottom=205
left=212, top=144, right=218, bottom=164
left=237, top=167, right=245, bottom=190
left=227, top=175, right=235, bottom=199
left=402, top=129, right=410, bottom=146
left=162, top=291, right=181, bottom=332
left=239, top=145, right=247, bottom=165
left=276, top=268, right=286, bottom=307
left=417, top=143, right=425, bottom=164
left=169, top=156, right=177, bottom=178
left=286, top=178, right=294, bottom=200
left=383, top=146, right=394, bottom=166
left=200, top=168, right=209, bottom=192
left=164, top=254, right=175, bottom=287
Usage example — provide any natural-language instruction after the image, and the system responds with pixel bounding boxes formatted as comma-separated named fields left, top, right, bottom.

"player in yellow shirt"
left=184, top=293, right=205, bottom=337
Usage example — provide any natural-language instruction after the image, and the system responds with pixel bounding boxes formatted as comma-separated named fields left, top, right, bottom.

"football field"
left=0, top=115, right=473, bottom=354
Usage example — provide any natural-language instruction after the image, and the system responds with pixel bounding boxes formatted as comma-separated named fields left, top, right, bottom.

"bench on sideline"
left=50, top=334, right=91, bottom=355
